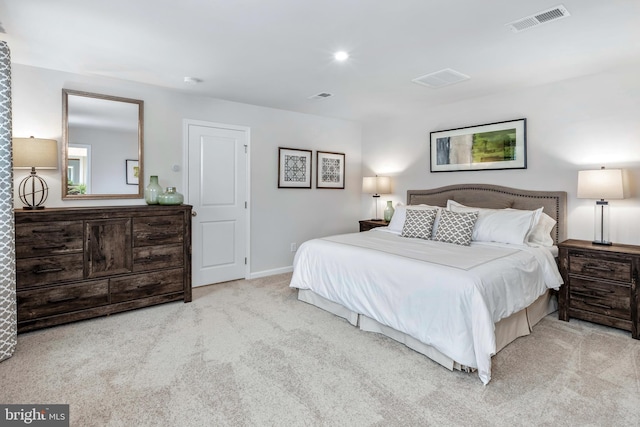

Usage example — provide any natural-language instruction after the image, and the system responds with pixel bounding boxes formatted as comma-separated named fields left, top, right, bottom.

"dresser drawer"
left=569, top=252, right=631, bottom=282
left=17, top=280, right=109, bottom=321
left=133, top=215, right=184, bottom=247
left=133, top=244, right=184, bottom=272
left=16, top=254, right=85, bottom=289
left=15, top=221, right=83, bottom=258
left=569, top=277, right=630, bottom=319
left=110, top=268, right=184, bottom=303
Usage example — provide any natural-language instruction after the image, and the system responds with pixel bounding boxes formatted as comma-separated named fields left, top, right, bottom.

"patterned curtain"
left=0, top=41, right=16, bottom=362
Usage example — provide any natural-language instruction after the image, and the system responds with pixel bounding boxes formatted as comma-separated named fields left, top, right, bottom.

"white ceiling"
left=1, top=0, right=638, bottom=123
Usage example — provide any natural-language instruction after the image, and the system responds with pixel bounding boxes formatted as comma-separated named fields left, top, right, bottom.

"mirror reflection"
left=62, top=89, right=144, bottom=199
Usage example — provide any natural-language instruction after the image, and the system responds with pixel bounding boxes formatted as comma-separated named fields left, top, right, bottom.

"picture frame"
left=430, top=118, right=526, bottom=172
left=278, top=147, right=312, bottom=188
left=126, top=159, right=139, bottom=185
left=316, top=151, right=345, bottom=189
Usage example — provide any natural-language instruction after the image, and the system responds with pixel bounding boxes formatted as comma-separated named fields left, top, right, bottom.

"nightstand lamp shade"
left=13, top=136, right=58, bottom=210
left=577, top=167, right=624, bottom=246
left=362, top=175, right=391, bottom=220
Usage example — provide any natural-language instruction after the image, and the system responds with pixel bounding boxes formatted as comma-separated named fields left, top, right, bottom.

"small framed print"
left=278, top=147, right=312, bottom=188
left=126, top=159, right=139, bottom=185
left=316, top=151, right=345, bottom=189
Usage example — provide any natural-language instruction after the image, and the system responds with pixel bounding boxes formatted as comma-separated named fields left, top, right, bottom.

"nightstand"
left=359, top=219, right=389, bottom=232
left=558, top=239, right=640, bottom=339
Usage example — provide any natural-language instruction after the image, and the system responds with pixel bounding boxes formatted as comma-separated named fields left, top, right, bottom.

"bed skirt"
left=297, top=288, right=556, bottom=373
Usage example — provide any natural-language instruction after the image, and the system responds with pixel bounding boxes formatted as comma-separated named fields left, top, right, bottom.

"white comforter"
left=289, top=229, right=563, bottom=385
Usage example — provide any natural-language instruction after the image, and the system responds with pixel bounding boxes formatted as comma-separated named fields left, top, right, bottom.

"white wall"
left=361, top=63, right=640, bottom=245
left=12, top=64, right=362, bottom=276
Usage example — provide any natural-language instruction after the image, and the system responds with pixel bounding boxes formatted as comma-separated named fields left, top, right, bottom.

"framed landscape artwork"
left=316, top=151, right=345, bottom=189
left=430, top=118, right=526, bottom=172
left=278, top=147, right=312, bottom=188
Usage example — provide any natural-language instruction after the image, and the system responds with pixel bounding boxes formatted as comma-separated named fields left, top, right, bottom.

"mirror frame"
left=62, top=89, right=144, bottom=200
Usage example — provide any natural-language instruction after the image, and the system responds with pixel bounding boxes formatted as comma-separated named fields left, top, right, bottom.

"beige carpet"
left=1, top=273, right=639, bottom=426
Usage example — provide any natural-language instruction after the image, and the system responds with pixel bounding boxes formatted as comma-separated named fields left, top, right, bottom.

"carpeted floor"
left=1, top=273, right=639, bottom=426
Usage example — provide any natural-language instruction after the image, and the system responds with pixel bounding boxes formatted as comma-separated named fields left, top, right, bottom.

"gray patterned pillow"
left=434, top=210, right=478, bottom=246
left=401, top=208, right=437, bottom=240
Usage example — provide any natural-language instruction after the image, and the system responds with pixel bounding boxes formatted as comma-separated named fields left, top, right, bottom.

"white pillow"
left=388, top=203, right=440, bottom=234
left=526, top=212, right=556, bottom=247
left=447, top=200, right=540, bottom=245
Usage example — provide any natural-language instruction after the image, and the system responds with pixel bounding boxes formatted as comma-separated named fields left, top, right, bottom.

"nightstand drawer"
left=569, top=277, right=630, bottom=319
left=569, top=253, right=631, bottom=282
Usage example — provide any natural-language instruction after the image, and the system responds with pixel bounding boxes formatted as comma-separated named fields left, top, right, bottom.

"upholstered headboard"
left=407, top=184, right=567, bottom=244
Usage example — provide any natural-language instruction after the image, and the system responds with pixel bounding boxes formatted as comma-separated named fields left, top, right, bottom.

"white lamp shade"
left=577, top=168, right=623, bottom=200
left=13, top=137, right=58, bottom=169
left=362, top=176, right=391, bottom=195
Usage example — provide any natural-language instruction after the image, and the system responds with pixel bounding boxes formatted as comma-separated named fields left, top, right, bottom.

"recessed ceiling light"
left=334, top=51, right=349, bottom=61
left=183, top=76, right=202, bottom=84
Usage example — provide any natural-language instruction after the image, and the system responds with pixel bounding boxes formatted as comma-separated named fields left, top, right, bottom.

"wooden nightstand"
left=558, top=239, right=640, bottom=339
left=359, top=219, right=389, bottom=232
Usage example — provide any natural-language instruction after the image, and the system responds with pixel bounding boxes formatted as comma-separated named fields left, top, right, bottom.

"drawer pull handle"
left=581, top=286, right=615, bottom=294
left=48, top=296, right=78, bottom=304
left=585, top=301, right=613, bottom=310
left=137, top=282, right=160, bottom=289
left=583, top=264, right=615, bottom=272
left=147, top=235, right=178, bottom=240
left=140, top=255, right=171, bottom=263
left=32, top=244, right=66, bottom=250
left=147, top=221, right=172, bottom=226
left=33, top=267, right=64, bottom=274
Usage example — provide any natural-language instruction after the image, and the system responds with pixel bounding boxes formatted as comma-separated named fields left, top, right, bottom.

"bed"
left=289, top=184, right=567, bottom=384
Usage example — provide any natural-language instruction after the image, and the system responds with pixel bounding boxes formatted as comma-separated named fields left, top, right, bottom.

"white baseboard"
left=249, top=265, right=293, bottom=279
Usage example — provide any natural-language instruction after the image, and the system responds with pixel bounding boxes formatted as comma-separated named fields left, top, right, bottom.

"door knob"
left=191, top=211, right=197, bottom=217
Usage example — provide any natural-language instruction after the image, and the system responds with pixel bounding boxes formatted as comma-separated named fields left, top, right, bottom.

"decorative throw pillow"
left=388, top=203, right=440, bottom=233
left=401, top=208, right=437, bottom=240
left=434, top=210, right=478, bottom=246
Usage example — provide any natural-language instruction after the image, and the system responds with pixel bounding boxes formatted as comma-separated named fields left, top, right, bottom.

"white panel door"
left=187, top=122, right=248, bottom=286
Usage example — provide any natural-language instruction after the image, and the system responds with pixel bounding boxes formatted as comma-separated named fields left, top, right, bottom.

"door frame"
left=182, top=119, right=251, bottom=284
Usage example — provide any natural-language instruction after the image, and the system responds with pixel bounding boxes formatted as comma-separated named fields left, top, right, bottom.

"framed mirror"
left=62, top=89, right=144, bottom=199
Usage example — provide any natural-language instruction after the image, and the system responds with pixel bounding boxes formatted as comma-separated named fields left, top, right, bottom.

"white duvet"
left=289, top=229, right=563, bottom=385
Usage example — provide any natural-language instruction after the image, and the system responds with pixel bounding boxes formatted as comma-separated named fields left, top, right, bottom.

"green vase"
left=383, top=201, right=395, bottom=221
left=158, top=187, right=184, bottom=205
left=145, top=176, right=163, bottom=205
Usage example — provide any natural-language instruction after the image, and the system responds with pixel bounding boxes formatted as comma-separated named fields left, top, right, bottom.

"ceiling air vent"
left=412, top=68, right=470, bottom=89
left=308, top=92, right=333, bottom=100
left=506, top=5, right=570, bottom=33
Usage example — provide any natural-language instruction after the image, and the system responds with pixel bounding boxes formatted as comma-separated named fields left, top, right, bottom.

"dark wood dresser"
left=558, top=239, right=639, bottom=339
left=15, top=205, right=192, bottom=333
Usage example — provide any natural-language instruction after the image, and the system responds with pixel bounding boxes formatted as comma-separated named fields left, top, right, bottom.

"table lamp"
left=13, top=136, right=58, bottom=209
left=577, top=166, right=624, bottom=245
left=362, top=175, right=391, bottom=220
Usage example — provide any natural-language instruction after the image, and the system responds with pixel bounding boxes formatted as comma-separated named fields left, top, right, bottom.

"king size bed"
left=289, top=184, right=567, bottom=384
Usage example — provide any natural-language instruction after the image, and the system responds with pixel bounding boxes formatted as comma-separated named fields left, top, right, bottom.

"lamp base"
left=22, top=206, right=45, bottom=210
left=592, top=240, right=613, bottom=246
left=18, top=168, right=49, bottom=210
